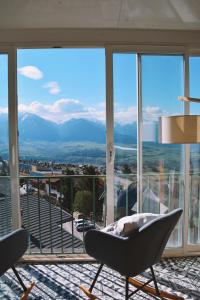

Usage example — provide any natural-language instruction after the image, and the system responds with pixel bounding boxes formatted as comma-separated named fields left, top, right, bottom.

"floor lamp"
left=159, top=96, right=200, bottom=144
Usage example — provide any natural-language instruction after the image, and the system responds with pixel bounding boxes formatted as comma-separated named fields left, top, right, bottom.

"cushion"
left=102, top=213, right=162, bottom=237
left=101, top=222, right=118, bottom=235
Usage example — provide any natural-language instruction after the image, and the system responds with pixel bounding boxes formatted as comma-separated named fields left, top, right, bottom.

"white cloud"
left=9, top=98, right=166, bottom=125
left=18, top=66, right=43, bottom=80
left=43, top=81, right=61, bottom=95
left=18, top=98, right=94, bottom=123
left=143, top=106, right=165, bottom=122
left=114, top=106, right=137, bottom=124
left=144, top=106, right=162, bottom=115
left=0, top=106, right=8, bottom=113
left=49, top=98, right=85, bottom=113
left=113, top=105, right=167, bottom=124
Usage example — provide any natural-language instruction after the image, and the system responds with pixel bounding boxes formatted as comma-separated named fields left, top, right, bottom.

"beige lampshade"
left=159, top=115, right=200, bottom=144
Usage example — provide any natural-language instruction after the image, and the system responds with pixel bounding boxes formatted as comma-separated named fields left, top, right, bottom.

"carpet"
left=0, top=257, right=199, bottom=299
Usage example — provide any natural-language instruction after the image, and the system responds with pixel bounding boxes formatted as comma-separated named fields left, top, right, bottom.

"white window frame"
left=0, top=46, right=20, bottom=229
left=3, top=43, right=200, bottom=256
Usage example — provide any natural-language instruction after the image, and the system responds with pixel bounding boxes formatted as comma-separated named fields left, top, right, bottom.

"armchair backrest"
left=123, top=208, right=182, bottom=276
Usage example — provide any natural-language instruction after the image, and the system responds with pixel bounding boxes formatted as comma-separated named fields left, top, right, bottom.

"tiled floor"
left=0, top=257, right=199, bottom=299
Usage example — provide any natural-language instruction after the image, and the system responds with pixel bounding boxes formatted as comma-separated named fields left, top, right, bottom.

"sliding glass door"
left=113, top=53, right=137, bottom=220
left=108, top=50, right=185, bottom=251
left=141, top=54, right=184, bottom=247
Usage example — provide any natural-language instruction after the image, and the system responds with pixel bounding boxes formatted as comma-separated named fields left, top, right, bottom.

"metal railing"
left=114, top=172, right=184, bottom=247
left=188, top=173, right=200, bottom=245
left=1, top=172, right=200, bottom=254
left=19, top=175, right=106, bottom=254
left=143, top=173, right=184, bottom=247
left=0, top=176, right=12, bottom=236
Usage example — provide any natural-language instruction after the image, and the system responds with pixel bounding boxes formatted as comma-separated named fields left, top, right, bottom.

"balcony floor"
left=0, top=257, right=199, bottom=299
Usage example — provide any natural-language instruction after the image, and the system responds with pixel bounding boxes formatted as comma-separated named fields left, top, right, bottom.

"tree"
left=59, top=168, right=75, bottom=211
left=59, top=177, right=74, bottom=212
left=82, top=164, right=100, bottom=175
left=73, top=190, right=93, bottom=217
left=77, top=164, right=104, bottom=221
left=0, top=157, right=9, bottom=176
left=63, top=167, right=75, bottom=175
left=121, top=163, right=131, bottom=174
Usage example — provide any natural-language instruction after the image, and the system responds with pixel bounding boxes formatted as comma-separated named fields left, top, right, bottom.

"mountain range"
left=0, top=113, right=137, bottom=144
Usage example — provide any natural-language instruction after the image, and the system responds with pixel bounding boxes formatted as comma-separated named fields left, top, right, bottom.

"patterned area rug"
left=0, top=257, right=199, bottom=299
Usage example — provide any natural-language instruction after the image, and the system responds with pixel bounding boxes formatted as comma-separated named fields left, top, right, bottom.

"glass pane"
left=113, top=53, right=137, bottom=220
left=17, top=49, right=106, bottom=253
left=0, top=54, right=12, bottom=236
left=141, top=55, right=184, bottom=247
left=189, top=56, right=200, bottom=244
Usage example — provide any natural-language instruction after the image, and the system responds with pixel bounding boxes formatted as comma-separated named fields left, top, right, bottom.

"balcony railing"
left=188, top=173, right=200, bottom=245
left=114, top=172, right=184, bottom=247
left=20, top=175, right=106, bottom=254
left=0, top=176, right=12, bottom=236
left=1, top=173, right=200, bottom=254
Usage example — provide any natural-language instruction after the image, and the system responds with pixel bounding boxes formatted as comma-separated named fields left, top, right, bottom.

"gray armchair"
left=80, top=208, right=183, bottom=300
left=0, top=228, right=35, bottom=300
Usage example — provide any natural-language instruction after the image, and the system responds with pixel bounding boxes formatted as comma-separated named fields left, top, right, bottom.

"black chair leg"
left=150, top=266, right=160, bottom=296
left=89, top=263, right=104, bottom=293
left=125, top=277, right=129, bottom=300
left=12, top=266, right=27, bottom=292
left=80, top=264, right=104, bottom=298
left=11, top=266, right=35, bottom=300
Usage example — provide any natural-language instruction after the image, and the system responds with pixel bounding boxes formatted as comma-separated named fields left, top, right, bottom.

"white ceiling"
left=0, top=0, right=200, bottom=30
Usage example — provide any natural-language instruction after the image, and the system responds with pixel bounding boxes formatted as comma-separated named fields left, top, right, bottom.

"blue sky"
left=17, top=49, right=106, bottom=123
left=113, top=53, right=184, bottom=124
left=0, top=49, right=200, bottom=124
left=17, top=49, right=105, bottom=106
left=189, top=56, right=200, bottom=114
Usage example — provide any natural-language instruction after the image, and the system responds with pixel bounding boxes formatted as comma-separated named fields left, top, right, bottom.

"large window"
left=17, top=49, right=106, bottom=253
left=2, top=47, right=200, bottom=254
left=17, top=49, right=106, bottom=173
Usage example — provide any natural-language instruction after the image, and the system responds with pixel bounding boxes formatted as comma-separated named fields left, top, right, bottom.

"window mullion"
left=8, top=47, right=21, bottom=229
left=183, top=53, right=190, bottom=253
left=137, top=54, right=143, bottom=213
left=105, top=47, right=114, bottom=224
